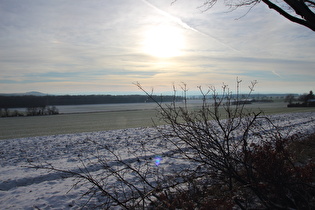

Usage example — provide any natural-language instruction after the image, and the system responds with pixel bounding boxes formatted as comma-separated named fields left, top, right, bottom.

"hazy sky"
left=1, top=0, right=314, bottom=95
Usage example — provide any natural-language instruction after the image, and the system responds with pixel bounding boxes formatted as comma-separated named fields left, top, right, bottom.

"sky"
left=0, top=0, right=314, bottom=95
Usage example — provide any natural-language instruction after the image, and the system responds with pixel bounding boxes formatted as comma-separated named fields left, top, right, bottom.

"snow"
left=0, top=112, right=314, bottom=209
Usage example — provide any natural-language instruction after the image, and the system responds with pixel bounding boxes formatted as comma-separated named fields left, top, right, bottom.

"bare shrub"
left=244, top=136, right=315, bottom=209
left=31, top=79, right=315, bottom=209
left=136, top=79, right=315, bottom=209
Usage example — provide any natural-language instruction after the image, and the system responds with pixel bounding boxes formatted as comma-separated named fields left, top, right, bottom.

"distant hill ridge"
left=0, top=91, right=48, bottom=96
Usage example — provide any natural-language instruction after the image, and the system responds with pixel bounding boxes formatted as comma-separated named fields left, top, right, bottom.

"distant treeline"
left=286, top=91, right=315, bottom=107
left=0, top=95, right=182, bottom=109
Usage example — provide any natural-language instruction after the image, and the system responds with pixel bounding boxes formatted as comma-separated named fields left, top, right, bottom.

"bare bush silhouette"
left=30, top=79, right=315, bottom=209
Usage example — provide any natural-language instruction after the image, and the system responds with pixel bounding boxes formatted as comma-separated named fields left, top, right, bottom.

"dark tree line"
left=287, top=90, right=315, bottom=107
left=0, top=105, right=59, bottom=118
left=0, top=94, right=182, bottom=109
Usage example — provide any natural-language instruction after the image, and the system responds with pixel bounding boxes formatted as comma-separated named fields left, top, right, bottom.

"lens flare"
left=154, top=156, right=162, bottom=166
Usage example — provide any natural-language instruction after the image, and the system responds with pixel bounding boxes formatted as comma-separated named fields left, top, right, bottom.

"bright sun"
left=142, top=25, right=185, bottom=58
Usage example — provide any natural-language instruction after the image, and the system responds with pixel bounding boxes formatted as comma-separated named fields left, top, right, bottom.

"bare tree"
left=174, top=0, right=315, bottom=31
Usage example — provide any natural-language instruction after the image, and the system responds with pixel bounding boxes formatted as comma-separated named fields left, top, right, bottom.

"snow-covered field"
left=0, top=112, right=314, bottom=209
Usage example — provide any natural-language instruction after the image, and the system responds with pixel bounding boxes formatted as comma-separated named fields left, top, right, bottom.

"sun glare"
left=142, top=25, right=185, bottom=58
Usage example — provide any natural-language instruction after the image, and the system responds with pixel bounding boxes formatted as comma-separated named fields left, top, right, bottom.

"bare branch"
left=188, top=0, right=315, bottom=31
